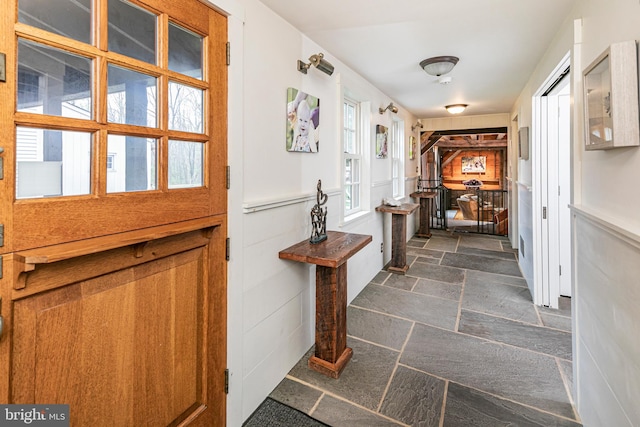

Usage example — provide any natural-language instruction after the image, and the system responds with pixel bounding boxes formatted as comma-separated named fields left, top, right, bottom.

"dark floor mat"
left=243, top=397, right=330, bottom=427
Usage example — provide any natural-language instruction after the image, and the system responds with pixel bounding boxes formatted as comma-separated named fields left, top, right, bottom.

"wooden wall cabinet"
left=583, top=40, right=640, bottom=150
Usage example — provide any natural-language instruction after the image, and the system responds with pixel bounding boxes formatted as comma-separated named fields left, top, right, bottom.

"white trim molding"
left=570, top=204, right=640, bottom=250
left=243, top=188, right=342, bottom=213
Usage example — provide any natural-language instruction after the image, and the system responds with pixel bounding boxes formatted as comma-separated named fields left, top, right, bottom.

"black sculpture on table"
left=310, top=179, right=328, bottom=244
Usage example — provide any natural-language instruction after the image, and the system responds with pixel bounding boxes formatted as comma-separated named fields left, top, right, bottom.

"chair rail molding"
left=570, top=204, right=640, bottom=250
left=243, top=188, right=342, bottom=213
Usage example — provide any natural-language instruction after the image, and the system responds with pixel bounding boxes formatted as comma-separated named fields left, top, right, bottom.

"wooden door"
left=0, top=0, right=227, bottom=425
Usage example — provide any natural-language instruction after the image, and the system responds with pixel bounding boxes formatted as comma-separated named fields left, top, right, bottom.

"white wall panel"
left=242, top=292, right=305, bottom=374
left=573, top=209, right=640, bottom=426
left=242, top=316, right=311, bottom=420
left=243, top=266, right=309, bottom=332
left=517, top=182, right=534, bottom=294
left=577, top=340, right=633, bottom=427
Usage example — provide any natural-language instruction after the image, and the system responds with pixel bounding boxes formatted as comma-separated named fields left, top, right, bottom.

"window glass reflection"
left=169, top=23, right=203, bottom=79
left=168, top=140, right=203, bottom=189
left=169, top=82, right=203, bottom=133
left=108, top=65, right=157, bottom=127
left=107, top=135, right=157, bottom=193
left=16, top=127, right=91, bottom=199
left=17, top=39, right=92, bottom=119
left=108, top=0, right=156, bottom=64
left=19, top=0, right=92, bottom=44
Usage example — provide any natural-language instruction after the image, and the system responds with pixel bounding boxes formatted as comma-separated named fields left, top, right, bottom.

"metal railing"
left=472, top=189, right=508, bottom=235
left=416, top=179, right=448, bottom=232
left=415, top=179, right=508, bottom=236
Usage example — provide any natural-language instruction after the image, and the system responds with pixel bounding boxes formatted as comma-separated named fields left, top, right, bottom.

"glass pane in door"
left=168, top=140, right=203, bottom=189
left=168, top=82, right=203, bottom=133
left=106, top=135, right=157, bottom=193
left=16, top=127, right=92, bottom=199
left=108, top=0, right=156, bottom=64
left=17, top=39, right=92, bottom=119
left=19, top=0, right=92, bottom=44
left=169, top=23, right=203, bottom=79
left=107, top=65, right=157, bottom=127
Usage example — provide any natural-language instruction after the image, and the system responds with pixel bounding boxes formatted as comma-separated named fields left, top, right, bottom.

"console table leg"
left=388, top=213, right=409, bottom=274
left=309, top=263, right=352, bottom=378
left=416, top=198, right=432, bottom=238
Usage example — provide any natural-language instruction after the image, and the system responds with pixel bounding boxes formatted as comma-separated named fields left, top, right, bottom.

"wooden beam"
left=436, top=140, right=507, bottom=148
left=426, top=127, right=508, bottom=136
left=441, top=150, right=462, bottom=167
left=421, top=134, right=443, bottom=155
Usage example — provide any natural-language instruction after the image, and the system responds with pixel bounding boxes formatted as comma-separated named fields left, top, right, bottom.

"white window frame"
left=391, top=119, right=404, bottom=198
left=106, top=153, right=116, bottom=171
left=343, top=97, right=361, bottom=216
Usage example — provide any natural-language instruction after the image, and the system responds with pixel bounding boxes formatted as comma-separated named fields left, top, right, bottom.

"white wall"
left=511, top=0, right=640, bottom=425
left=229, top=0, right=419, bottom=423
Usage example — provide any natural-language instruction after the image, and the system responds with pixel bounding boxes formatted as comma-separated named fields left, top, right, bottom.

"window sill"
left=340, top=210, right=370, bottom=227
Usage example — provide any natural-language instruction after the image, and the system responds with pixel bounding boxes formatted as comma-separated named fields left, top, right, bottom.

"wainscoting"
left=572, top=205, right=640, bottom=427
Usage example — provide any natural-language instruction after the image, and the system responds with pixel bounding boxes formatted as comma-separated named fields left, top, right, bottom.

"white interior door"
left=544, top=71, right=572, bottom=303
left=533, top=53, right=571, bottom=308
left=556, top=82, right=572, bottom=297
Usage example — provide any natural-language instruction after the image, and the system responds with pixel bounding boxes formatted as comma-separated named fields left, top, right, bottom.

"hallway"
left=266, top=230, right=579, bottom=426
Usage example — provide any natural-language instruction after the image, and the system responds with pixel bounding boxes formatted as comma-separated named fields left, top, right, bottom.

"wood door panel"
left=12, top=224, right=215, bottom=297
left=12, top=248, right=207, bottom=426
left=11, top=190, right=218, bottom=252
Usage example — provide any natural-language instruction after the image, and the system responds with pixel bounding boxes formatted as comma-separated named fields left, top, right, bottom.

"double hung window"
left=343, top=98, right=361, bottom=215
left=391, top=120, right=404, bottom=198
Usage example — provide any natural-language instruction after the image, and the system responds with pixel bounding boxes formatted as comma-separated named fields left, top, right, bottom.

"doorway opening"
left=532, top=53, right=572, bottom=308
left=419, top=128, right=509, bottom=236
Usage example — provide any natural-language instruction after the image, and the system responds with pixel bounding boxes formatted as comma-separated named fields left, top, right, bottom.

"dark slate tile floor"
left=270, top=230, right=580, bottom=426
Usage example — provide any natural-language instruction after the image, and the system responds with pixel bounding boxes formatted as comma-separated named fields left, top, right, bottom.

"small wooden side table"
left=410, top=191, right=437, bottom=238
left=279, top=231, right=372, bottom=378
left=376, top=203, right=419, bottom=274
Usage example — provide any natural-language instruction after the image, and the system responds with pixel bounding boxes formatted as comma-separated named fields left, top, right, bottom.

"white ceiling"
left=258, top=0, right=577, bottom=118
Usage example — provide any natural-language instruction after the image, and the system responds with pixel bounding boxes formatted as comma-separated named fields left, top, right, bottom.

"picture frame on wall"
left=286, top=87, right=320, bottom=152
left=409, top=136, right=416, bottom=160
left=583, top=40, right=639, bottom=150
left=375, top=124, right=388, bottom=158
left=518, top=126, right=529, bottom=160
left=461, top=156, right=486, bottom=173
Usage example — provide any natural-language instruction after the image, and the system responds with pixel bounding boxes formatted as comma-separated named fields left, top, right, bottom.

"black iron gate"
left=416, top=179, right=508, bottom=236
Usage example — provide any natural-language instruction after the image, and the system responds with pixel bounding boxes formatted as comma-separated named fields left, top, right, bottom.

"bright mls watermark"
left=1, top=405, right=69, bottom=426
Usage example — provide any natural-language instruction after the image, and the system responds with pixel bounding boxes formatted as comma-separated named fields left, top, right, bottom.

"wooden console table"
left=410, top=191, right=437, bottom=238
left=279, top=231, right=372, bottom=378
left=376, top=203, right=419, bottom=274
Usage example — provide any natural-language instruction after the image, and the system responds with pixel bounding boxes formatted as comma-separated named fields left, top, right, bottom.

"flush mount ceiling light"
left=297, top=52, right=334, bottom=76
left=445, top=104, right=468, bottom=114
left=419, top=56, right=459, bottom=77
left=379, top=102, right=398, bottom=114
